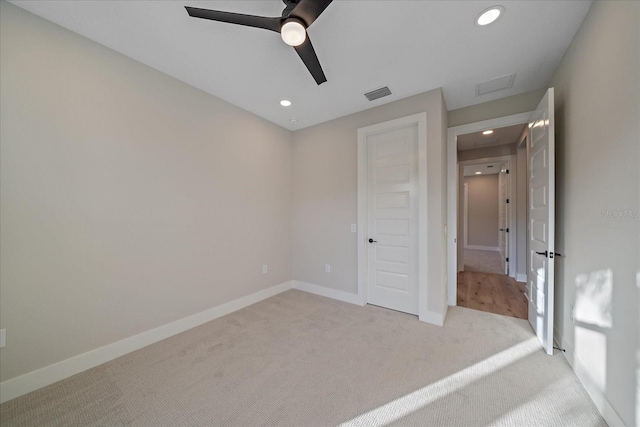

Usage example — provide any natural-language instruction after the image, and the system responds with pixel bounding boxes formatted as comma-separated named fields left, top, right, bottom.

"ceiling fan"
left=185, top=0, right=333, bottom=85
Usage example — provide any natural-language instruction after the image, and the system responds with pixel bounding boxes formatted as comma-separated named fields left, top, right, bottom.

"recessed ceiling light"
left=475, top=171, right=482, bottom=175
left=280, top=100, right=292, bottom=107
left=483, top=130, right=494, bottom=135
left=476, top=6, right=504, bottom=26
left=290, top=119, right=298, bottom=124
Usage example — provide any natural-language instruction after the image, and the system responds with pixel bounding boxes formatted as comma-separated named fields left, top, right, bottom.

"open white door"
left=527, top=88, right=555, bottom=355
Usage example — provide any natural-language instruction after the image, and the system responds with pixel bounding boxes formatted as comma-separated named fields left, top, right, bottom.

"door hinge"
left=506, top=198, right=510, bottom=203
left=506, top=257, right=509, bottom=262
left=506, top=228, right=509, bottom=233
left=506, top=169, right=510, bottom=174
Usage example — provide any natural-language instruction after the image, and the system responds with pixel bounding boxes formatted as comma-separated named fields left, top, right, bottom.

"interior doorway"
left=452, top=123, right=528, bottom=319
left=447, top=88, right=557, bottom=353
left=460, top=158, right=510, bottom=276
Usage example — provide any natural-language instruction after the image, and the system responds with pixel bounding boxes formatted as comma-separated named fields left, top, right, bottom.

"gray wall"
left=448, top=89, right=546, bottom=128
left=549, top=1, right=639, bottom=425
left=0, top=2, right=293, bottom=382
left=464, top=175, right=499, bottom=248
left=292, top=89, right=449, bottom=318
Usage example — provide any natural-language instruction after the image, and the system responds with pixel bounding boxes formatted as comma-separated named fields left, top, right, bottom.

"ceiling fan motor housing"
left=282, top=0, right=301, bottom=18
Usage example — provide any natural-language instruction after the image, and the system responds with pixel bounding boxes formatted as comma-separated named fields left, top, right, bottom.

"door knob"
left=368, top=238, right=377, bottom=243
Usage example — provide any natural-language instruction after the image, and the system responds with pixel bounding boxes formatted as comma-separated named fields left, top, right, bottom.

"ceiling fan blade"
left=293, top=36, right=327, bottom=85
left=289, top=0, right=333, bottom=27
left=185, top=6, right=282, bottom=33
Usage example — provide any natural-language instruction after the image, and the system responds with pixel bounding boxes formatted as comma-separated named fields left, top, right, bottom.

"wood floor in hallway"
left=457, top=271, right=527, bottom=319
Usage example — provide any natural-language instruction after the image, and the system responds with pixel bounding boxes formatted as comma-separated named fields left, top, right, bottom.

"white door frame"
left=447, top=112, right=532, bottom=306
left=463, top=182, right=469, bottom=248
left=498, top=165, right=510, bottom=273
left=357, top=113, right=429, bottom=321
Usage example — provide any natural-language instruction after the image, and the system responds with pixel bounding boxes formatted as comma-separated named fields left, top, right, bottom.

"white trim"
left=508, top=155, right=517, bottom=279
left=419, top=310, right=445, bottom=326
left=0, top=281, right=293, bottom=404
left=555, top=330, right=625, bottom=427
left=292, top=281, right=361, bottom=306
left=357, top=113, right=431, bottom=323
left=463, top=182, right=469, bottom=248
left=465, top=245, right=500, bottom=251
left=516, top=273, right=527, bottom=282
left=447, top=112, right=533, bottom=306
left=458, top=156, right=514, bottom=167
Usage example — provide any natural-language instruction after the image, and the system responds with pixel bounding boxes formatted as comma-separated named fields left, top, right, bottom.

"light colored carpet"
left=464, top=248, right=505, bottom=275
left=0, top=290, right=606, bottom=426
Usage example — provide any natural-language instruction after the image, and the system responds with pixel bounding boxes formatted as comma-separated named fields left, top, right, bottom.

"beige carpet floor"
left=0, top=290, right=606, bottom=426
left=464, top=249, right=505, bottom=275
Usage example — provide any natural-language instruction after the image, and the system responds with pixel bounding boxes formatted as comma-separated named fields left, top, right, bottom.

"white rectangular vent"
left=364, top=86, right=392, bottom=101
left=476, top=74, right=516, bottom=96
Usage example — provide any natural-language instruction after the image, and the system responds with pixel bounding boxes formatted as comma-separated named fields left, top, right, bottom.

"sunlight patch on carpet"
left=341, top=337, right=541, bottom=426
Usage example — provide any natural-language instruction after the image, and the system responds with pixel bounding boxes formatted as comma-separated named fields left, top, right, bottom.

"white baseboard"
left=0, top=281, right=293, bottom=404
left=293, top=281, right=446, bottom=326
left=464, top=245, right=500, bottom=252
left=419, top=310, right=445, bottom=326
left=516, top=273, right=527, bottom=282
left=554, top=329, right=625, bottom=426
left=292, top=280, right=361, bottom=306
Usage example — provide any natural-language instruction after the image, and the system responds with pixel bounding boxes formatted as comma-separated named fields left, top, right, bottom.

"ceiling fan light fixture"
left=281, top=19, right=306, bottom=46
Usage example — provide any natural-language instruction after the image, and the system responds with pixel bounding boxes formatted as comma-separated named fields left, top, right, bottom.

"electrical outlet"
left=0, top=329, right=5, bottom=348
left=262, top=265, right=268, bottom=274
left=350, top=224, right=357, bottom=233
left=325, top=264, right=331, bottom=273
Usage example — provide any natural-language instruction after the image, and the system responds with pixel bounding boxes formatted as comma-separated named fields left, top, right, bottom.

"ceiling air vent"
left=475, top=73, right=516, bottom=96
left=364, top=86, right=392, bottom=101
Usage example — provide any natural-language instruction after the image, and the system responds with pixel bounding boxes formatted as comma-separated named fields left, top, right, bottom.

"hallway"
left=463, top=248, right=504, bottom=275
left=457, top=271, right=527, bottom=319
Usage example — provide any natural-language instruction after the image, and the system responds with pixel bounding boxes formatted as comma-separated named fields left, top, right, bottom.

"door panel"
left=366, top=124, right=419, bottom=315
left=527, top=88, right=555, bottom=355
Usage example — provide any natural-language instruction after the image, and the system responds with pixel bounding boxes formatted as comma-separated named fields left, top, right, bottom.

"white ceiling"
left=9, top=0, right=592, bottom=130
left=457, top=123, right=526, bottom=151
